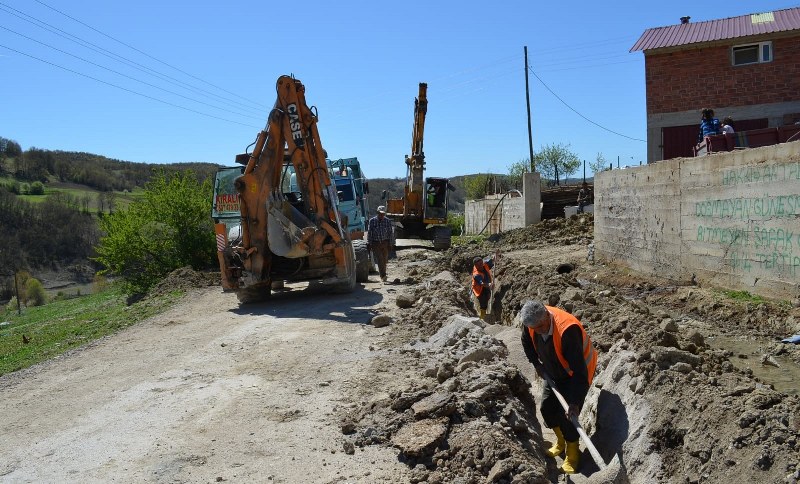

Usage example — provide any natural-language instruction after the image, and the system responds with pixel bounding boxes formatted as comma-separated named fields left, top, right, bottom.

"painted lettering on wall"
left=693, top=161, right=800, bottom=277
left=722, top=162, right=800, bottom=186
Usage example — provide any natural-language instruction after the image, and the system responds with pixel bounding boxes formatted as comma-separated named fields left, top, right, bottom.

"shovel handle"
left=540, top=370, right=607, bottom=470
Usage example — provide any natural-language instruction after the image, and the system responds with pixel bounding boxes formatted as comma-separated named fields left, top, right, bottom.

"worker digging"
left=519, top=300, right=598, bottom=474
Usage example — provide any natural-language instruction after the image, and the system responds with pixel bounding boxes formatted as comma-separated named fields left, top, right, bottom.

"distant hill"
left=0, top=137, right=223, bottom=300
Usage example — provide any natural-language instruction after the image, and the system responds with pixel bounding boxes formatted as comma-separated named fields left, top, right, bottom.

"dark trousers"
left=541, top=378, right=582, bottom=442
left=476, top=288, right=490, bottom=310
left=371, top=240, right=390, bottom=278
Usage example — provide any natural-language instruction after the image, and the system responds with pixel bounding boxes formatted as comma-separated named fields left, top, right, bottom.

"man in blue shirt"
left=367, top=205, right=394, bottom=282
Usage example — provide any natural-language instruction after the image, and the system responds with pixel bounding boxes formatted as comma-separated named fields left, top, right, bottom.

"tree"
left=106, top=191, right=117, bottom=213
left=589, top=152, right=609, bottom=175
left=96, top=192, right=106, bottom=214
left=507, top=159, right=530, bottom=190
left=94, top=170, right=215, bottom=293
left=532, top=143, right=581, bottom=185
left=463, top=173, right=491, bottom=200
left=4, top=139, right=22, bottom=158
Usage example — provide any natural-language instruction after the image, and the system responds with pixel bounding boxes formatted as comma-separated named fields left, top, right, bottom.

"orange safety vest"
left=528, top=305, right=597, bottom=385
left=471, top=264, right=492, bottom=297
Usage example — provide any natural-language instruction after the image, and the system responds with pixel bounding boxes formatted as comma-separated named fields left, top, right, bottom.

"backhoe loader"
left=212, top=75, right=363, bottom=303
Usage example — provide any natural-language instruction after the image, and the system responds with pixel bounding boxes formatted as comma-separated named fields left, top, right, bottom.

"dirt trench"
left=343, top=215, right=800, bottom=483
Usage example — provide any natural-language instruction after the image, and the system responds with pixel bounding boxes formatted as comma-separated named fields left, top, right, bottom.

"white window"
left=732, top=41, right=772, bottom=66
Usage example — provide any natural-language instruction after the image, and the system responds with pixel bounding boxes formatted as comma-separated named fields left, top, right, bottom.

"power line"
left=33, top=0, right=266, bottom=110
left=0, top=24, right=265, bottom=121
left=0, top=43, right=261, bottom=129
left=528, top=66, right=646, bottom=142
left=0, top=2, right=266, bottom=116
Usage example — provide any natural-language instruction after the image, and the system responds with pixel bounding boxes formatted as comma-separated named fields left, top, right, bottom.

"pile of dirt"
left=347, top=214, right=799, bottom=483
left=148, top=267, right=220, bottom=297
left=340, top=315, right=553, bottom=483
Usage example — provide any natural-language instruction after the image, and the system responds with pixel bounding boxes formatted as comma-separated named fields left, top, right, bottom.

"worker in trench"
left=519, top=300, right=598, bottom=474
left=471, top=250, right=500, bottom=320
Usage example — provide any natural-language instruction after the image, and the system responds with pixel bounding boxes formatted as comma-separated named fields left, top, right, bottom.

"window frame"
left=731, top=41, right=772, bottom=66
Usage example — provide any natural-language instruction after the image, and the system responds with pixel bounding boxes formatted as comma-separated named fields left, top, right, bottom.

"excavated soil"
left=341, top=215, right=800, bottom=483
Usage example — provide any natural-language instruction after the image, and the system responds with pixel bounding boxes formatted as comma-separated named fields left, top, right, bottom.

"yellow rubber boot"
left=479, top=309, right=486, bottom=320
left=561, top=441, right=580, bottom=474
left=546, top=427, right=565, bottom=457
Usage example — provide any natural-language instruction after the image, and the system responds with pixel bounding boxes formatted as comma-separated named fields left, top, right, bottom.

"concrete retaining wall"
left=464, top=172, right=541, bottom=235
left=465, top=196, right=525, bottom=235
left=595, top=141, right=800, bottom=300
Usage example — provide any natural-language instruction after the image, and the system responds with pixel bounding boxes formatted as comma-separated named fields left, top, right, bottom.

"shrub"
left=25, top=278, right=47, bottom=306
left=95, top=170, right=215, bottom=293
left=92, top=274, right=109, bottom=293
left=5, top=296, right=19, bottom=312
left=29, top=181, right=45, bottom=195
left=447, top=212, right=464, bottom=236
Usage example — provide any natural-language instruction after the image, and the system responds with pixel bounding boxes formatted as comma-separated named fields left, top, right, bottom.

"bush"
left=29, top=181, right=45, bottom=195
left=92, top=274, right=109, bottom=293
left=5, top=296, right=19, bottom=312
left=447, top=212, right=464, bottom=236
left=25, top=278, right=47, bottom=306
left=94, top=170, right=215, bottom=293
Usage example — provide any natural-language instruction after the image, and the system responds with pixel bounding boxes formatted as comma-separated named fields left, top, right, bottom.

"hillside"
left=0, top=137, right=222, bottom=301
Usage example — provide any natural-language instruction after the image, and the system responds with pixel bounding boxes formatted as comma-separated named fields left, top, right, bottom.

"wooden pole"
left=14, top=270, right=21, bottom=315
left=524, top=46, right=535, bottom=173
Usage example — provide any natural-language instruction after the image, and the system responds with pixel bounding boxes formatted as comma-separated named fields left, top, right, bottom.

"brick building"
left=631, top=8, right=800, bottom=162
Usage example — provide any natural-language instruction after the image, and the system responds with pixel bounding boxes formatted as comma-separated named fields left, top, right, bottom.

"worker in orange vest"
left=471, top=250, right=499, bottom=320
left=519, top=300, right=597, bottom=474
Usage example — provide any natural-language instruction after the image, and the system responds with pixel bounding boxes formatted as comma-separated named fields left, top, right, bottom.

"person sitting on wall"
left=721, top=116, right=735, bottom=135
left=698, top=108, right=721, bottom=142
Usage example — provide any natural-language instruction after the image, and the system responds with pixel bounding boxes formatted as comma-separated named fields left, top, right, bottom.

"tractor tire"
left=353, top=240, right=370, bottom=283
left=432, top=225, right=452, bottom=250
left=331, top=241, right=357, bottom=293
left=235, top=282, right=271, bottom=304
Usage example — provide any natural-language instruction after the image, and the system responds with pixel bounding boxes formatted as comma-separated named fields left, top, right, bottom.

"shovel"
left=487, top=250, right=501, bottom=315
left=540, top=369, right=626, bottom=483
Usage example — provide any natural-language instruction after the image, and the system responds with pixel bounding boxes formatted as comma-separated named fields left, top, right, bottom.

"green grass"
left=452, top=234, right=488, bottom=246
left=721, top=289, right=767, bottom=304
left=12, top=185, right=143, bottom=212
left=0, top=285, right=183, bottom=376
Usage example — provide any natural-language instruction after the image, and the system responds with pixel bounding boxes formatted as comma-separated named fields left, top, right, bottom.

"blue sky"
left=1, top=0, right=797, bottom=178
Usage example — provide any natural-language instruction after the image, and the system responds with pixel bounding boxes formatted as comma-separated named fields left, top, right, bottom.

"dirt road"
left=0, top=280, right=410, bottom=483
left=3, top=216, right=799, bottom=483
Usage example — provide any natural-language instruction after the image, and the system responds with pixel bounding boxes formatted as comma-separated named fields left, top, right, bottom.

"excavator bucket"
left=266, top=190, right=316, bottom=258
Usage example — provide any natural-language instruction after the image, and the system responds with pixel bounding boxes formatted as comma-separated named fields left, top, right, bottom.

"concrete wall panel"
left=595, top=141, right=800, bottom=299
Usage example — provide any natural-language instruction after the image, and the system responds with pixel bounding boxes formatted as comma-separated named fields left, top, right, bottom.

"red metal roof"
left=631, top=7, right=800, bottom=52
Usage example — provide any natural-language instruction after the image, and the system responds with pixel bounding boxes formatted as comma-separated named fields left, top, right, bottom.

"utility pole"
left=524, top=46, right=535, bottom=173
left=583, top=160, right=586, bottom=183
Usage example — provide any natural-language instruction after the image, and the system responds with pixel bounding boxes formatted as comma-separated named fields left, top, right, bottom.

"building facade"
left=632, top=8, right=800, bottom=162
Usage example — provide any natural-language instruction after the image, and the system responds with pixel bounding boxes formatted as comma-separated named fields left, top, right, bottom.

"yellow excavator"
left=384, top=82, right=453, bottom=249
left=213, top=75, right=363, bottom=303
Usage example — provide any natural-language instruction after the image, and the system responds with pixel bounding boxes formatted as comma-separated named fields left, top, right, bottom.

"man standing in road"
left=367, top=205, right=393, bottom=282
left=577, top=182, right=591, bottom=213
left=518, top=300, right=597, bottom=474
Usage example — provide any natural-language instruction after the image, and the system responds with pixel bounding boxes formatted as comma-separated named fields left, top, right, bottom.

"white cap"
left=377, top=205, right=386, bottom=214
